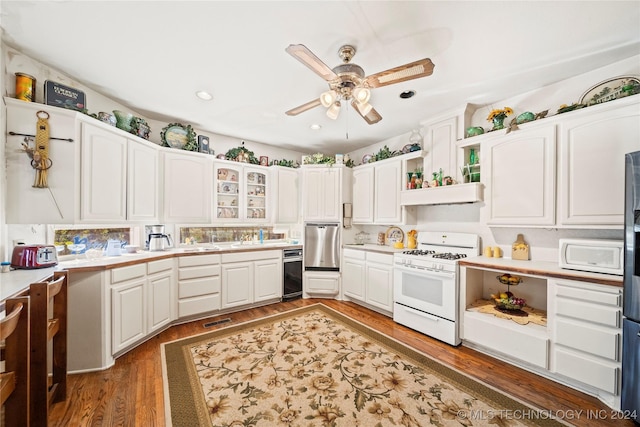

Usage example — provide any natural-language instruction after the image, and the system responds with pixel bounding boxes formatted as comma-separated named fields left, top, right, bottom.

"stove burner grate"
left=432, top=252, right=468, bottom=260
left=401, top=249, right=435, bottom=256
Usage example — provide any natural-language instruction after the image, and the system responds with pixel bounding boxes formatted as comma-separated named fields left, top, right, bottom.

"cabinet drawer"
left=222, top=249, right=280, bottom=263
left=178, top=254, right=220, bottom=267
left=343, top=248, right=366, bottom=260
left=111, top=264, right=146, bottom=284
left=463, top=312, right=548, bottom=369
left=554, top=347, right=619, bottom=394
left=556, top=297, right=621, bottom=327
left=148, top=258, right=173, bottom=275
left=367, top=252, right=393, bottom=265
left=179, top=264, right=221, bottom=281
left=179, top=276, right=221, bottom=299
left=178, top=294, right=221, bottom=317
left=555, top=284, right=621, bottom=307
left=555, top=318, right=620, bottom=361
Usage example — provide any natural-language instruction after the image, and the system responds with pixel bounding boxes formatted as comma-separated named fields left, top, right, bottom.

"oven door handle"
left=402, top=305, right=441, bottom=322
left=394, top=264, right=455, bottom=278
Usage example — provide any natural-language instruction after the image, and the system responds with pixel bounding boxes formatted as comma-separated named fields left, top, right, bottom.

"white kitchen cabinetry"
left=558, top=97, right=640, bottom=226
left=147, top=259, right=174, bottom=333
left=221, top=250, right=282, bottom=309
left=127, top=138, right=160, bottom=221
left=353, top=159, right=405, bottom=224
left=80, top=122, right=128, bottom=221
left=163, top=151, right=212, bottom=223
left=111, top=259, right=174, bottom=354
left=422, top=116, right=458, bottom=180
left=273, top=166, right=300, bottom=223
left=342, top=249, right=394, bottom=315
left=214, top=161, right=270, bottom=222
left=303, top=271, right=340, bottom=297
left=177, top=254, right=221, bottom=318
left=461, top=266, right=549, bottom=369
left=549, top=279, right=622, bottom=405
left=485, top=124, right=556, bottom=226
left=342, top=249, right=366, bottom=299
left=352, top=166, right=374, bottom=223
left=302, top=165, right=351, bottom=222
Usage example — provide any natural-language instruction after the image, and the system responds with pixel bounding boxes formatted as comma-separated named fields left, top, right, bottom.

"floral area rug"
left=161, top=304, right=563, bottom=427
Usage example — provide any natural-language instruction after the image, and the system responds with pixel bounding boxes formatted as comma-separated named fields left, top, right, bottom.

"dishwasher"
left=283, top=248, right=303, bottom=301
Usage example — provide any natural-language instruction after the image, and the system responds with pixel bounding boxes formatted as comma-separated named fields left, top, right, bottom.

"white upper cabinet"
left=352, top=159, right=403, bottom=224
left=163, top=151, right=212, bottom=223
left=273, top=166, right=300, bottom=224
left=213, top=160, right=271, bottom=223
left=423, top=116, right=458, bottom=180
left=558, top=97, right=640, bottom=226
left=127, top=139, right=159, bottom=222
left=80, top=122, right=128, bottom=222
left=485, top=124, right=556, bottom=226
left=352, top=165, right=374, bottom=223
left=302, top=165, right=350, bottom=222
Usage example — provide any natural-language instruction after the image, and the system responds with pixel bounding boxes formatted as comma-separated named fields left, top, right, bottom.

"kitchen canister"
left=15, top=72, right=36, bottom=102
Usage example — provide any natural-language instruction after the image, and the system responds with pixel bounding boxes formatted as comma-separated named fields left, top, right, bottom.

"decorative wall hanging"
left=21, top=110, right=53, bottom=188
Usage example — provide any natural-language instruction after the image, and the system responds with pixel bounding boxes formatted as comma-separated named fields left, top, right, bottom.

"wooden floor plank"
left=48, top=299, right=635, bottom=427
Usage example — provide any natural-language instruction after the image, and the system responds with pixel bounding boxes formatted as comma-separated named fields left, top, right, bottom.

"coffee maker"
left=146, top=225, right=172, bottom=251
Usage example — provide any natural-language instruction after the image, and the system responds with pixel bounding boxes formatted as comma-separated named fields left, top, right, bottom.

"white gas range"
left=393, top=231, right=479, bottom=346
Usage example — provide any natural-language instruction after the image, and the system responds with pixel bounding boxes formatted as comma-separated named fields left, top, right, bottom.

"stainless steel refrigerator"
left=304, top=223, right=340, bottom=271
left=622, top=150, right=640, bottom=421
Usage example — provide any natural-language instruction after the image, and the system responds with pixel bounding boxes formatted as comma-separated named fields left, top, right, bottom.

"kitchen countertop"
left=343, top=243, right=406, bottom=255
left=0, top=243, right=302, bottom=309
left=459, top=256, right=623, bottom=288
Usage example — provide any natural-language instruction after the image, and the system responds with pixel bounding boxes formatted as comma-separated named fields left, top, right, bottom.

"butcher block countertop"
left=0, top=243, right=302, bottom=308
left=459, top=256, right=623, bottom=288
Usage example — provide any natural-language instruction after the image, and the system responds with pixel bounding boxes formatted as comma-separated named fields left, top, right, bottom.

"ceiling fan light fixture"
left=326, top=101, right=341, bottom=120
left=352, top=87, right=370, bottom=104
left=354, top=100, right=373, bottom=116
left=320, top=90, right=337, bottom=108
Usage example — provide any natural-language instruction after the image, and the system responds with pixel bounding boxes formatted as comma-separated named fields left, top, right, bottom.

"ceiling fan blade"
left=351, top=100, right=382, bottom=124
left=286, top=98, right=322, bottom=116
left=364, top=58, right=435, bottom=88
left=286, top=44, right=338, bottom=82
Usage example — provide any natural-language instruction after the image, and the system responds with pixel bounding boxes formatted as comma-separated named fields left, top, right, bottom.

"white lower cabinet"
left=111, top=261, right=174, bottom=355
left=304, top=271, right=340, bottom=297
left=342, top=249, right=394, bottom=315
left=549, top=279, right=622, bottom=403
left=177, top=254, right=221, bottom=318
left=221, top=250, right=282, bottom=309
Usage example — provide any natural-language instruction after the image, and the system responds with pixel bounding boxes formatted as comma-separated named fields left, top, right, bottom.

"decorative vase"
left=492, top=114, right=506, bottom=130
left=409, top=128, right=423, bottom=146
left=113, top=110, right=134, bottom=132
left=466, top=126, right=484, bottom=138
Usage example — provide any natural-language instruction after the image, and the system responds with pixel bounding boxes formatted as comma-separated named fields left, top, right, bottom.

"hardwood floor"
left=48, top=299, right=635, bottom=426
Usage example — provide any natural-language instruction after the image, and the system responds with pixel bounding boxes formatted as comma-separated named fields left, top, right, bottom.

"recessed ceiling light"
left=310, top=124, right=321, bottom=130
left=399, top=90, right=415, bottom=99
left=195, top=90, right=213, bottom=101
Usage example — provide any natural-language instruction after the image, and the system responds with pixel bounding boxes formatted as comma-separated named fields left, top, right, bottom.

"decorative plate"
left=579, top=75, right=640, bottom=106
left=362, top=154, right=373, bottom=164
left=161, top=123, right=198, bottom=151
left=385, top=226, right=404, bottom=245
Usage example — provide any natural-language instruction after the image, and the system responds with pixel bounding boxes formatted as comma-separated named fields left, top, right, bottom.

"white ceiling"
left=2, top=1, right=639, bottom=154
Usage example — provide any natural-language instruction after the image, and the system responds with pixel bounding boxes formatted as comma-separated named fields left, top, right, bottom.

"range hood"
left=400, top=182, right=483, bottom=206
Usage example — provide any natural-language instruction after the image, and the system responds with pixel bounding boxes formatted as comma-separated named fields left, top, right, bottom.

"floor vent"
left=203, top=318, right=232, bottom=328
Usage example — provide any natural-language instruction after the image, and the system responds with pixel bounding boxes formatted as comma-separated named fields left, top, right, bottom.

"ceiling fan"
left=285, top=44, right=435, bottom=124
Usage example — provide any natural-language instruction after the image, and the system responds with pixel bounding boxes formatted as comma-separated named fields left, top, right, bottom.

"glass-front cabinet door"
left=215, top=164, right=241, bottom=220
left=245, top=167, right=267, bottom=221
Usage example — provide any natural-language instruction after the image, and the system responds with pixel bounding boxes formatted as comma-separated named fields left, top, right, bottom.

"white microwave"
left=559, top=238, right=624, bottom=276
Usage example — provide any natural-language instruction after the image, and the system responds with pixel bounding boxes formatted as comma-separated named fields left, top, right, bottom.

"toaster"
left=11, top=244, right=58, bottom=269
